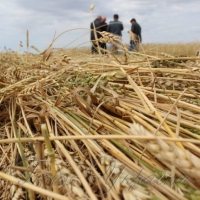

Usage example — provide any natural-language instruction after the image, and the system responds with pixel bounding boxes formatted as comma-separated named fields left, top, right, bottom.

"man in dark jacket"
left=90, top=16, right=103, bottom=54
left=107, top=14, right=124, bottom=54
left=129, top=18, right=142, bottom=52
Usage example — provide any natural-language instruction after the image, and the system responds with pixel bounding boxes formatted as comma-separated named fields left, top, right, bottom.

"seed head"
left=90, top=4, right=95, bottom=10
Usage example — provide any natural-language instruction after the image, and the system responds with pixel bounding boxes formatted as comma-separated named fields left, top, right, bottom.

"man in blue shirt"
left=107, top=14, right=124, bottom=54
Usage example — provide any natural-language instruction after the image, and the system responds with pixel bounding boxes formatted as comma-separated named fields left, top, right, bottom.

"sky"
left=0, top=0, right=199, bottom=52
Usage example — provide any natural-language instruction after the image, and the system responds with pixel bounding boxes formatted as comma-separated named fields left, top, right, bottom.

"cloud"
left=0, top=0, right=199, bottom=51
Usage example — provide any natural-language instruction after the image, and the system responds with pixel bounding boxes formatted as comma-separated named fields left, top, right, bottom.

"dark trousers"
left=100, top=43, right=107, bottom=54
left=91, top=42, right=107, bottom=54
left=91, top=42, right=98, bottom=54
left=129, top=40, right=140, bottom=52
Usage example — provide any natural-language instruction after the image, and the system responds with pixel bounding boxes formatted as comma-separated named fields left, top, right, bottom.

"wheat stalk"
left=26, top=30, right=29, bottom=50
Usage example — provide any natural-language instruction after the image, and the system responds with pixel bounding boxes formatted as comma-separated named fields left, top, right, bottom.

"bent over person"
left=107, top=14, right=124, bottom=54
left=90, top=16, right=103, bottom=54
left=129, top=18, right=142, bottom=52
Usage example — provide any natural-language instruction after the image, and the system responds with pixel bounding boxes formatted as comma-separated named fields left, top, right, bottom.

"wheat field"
left=0, top=31, right=200, bottom=200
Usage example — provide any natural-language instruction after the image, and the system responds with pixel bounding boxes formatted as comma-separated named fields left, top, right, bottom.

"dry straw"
left=0, top=19, right=200, bottom=200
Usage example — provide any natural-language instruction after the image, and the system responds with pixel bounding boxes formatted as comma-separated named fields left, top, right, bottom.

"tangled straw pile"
left=0, top=44, right=200, bottom=200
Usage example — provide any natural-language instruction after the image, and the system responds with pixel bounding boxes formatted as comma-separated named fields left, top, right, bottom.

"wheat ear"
left=130, top=123, right=200, bottom=185
left=101, top=155, right=151, bottom=200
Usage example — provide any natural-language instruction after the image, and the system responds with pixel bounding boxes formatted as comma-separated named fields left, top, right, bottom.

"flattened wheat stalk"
left=0, top=171, right=69, bottom=200
left=0, top=168, right=25, bottom=200
left=27, top=145, right=88, bottom=199
left=45, top=149, right=88, bottom=199
left=101, top=155, right=151, bottom=200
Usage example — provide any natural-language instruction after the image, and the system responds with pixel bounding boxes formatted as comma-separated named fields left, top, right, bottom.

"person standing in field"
left=90, top=15, right=103, bottom=54
left=129, top=18, right=142, bottom=52
left=101, top=17, right=108, bottom=54
left=107, top=14, right=124, bottom=54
